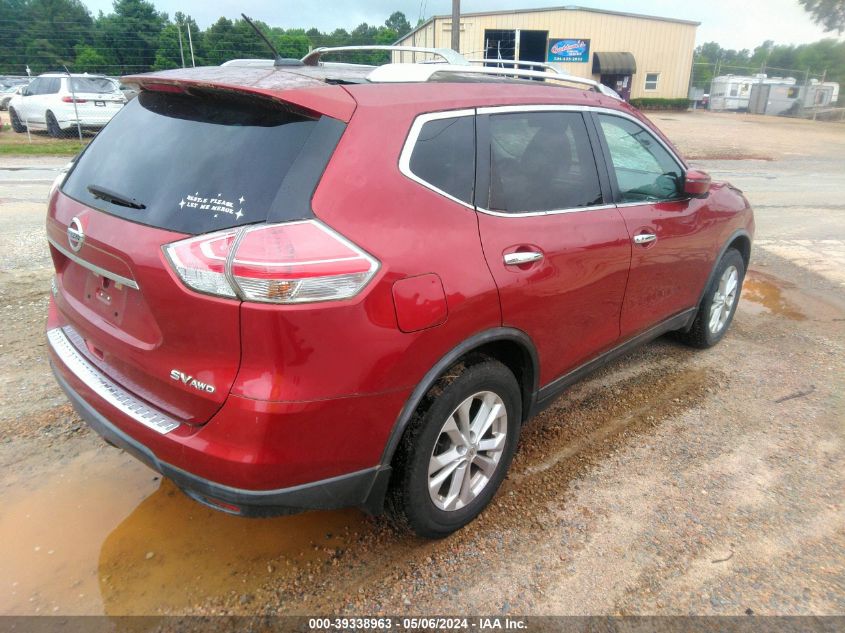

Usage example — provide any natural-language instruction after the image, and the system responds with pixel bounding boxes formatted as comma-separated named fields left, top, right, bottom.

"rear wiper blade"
left=87, top=184, right=146, bottom=210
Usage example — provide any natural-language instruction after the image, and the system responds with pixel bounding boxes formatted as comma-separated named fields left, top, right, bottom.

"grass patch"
left=0, top=131, right=88, bottom=156
left=0, top=141, right=87, bottom=155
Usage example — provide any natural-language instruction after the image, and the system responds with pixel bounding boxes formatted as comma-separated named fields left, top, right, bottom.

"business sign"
left=547, top=38, right=590, bottom=63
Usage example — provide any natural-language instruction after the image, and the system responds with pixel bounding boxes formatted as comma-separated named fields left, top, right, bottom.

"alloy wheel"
left=427, top=391, right=508, bottom=511
left=709, top=265, right=739, bottom=334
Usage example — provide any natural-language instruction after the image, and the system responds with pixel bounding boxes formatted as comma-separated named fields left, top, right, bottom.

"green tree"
left=274, top=33, right=311, bottom=59
left=152, top=22, right=183, bottom=69
left=24, top=38, right=65, bottom=72
left=74, top=44, right=108, bottom=72
left=232, top=17, right=271, bottom=59
left=799, top=0, right=845, bottom=33
left=153, top=13, right=203, bottom=69
left=385, top=11, right=411, bottom=37
left=202, top=17, right=237, bottom=65
left=95, top=0, right=166, bottom=73
left=19, top=0, right=95, bottom=73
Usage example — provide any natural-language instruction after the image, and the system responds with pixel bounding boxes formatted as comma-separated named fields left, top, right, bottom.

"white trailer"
left=709, top=74, right=796, bottom=111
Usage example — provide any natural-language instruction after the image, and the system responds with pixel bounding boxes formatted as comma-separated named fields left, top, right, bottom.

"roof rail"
left=367, top=63, right=621, bottom=98
left=467, top=59, right=560, bottom=74
left=302, top=46, right=467, bottom=66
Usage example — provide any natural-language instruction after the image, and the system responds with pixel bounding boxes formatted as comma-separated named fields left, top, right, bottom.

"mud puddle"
left=742, top=270, right=806, bottom=320
left=0, top=445, right=366, bottom=615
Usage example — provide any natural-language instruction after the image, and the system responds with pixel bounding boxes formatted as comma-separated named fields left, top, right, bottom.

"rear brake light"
left=141, top=83, right=186, bottom=94
left=61, top=96, right=87, bottom=103
left=163, top=220, right=379, bottom=304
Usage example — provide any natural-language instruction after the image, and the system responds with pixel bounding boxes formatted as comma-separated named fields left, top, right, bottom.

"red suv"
left=46, top=52, right=753, bottom=537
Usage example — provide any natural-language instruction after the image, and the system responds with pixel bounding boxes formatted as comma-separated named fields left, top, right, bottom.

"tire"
left=9, top=108, right=25, bottom=133
left=46, top=111, right=61, bottom=138
left=677, top=248, right=745, bottom=348
left=388, top=360, right=522, bottom=538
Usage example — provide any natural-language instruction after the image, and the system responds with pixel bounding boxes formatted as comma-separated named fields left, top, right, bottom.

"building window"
left=644, top=72, right=660, bottom=91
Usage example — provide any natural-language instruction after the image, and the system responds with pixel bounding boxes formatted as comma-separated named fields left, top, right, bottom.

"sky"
left=80, top=0, right=840, bottom=50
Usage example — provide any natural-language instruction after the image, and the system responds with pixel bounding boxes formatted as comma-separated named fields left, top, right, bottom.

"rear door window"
left=406, top=114, right=475, bottom=205
left=43, top=78, right=60, bottom=94
left=62, top=91, right=331, bottom=234
left=487, top=111, right=603, bottom=213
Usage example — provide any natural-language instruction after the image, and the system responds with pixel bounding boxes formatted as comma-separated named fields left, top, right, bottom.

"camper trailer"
left=748, top=83, right=801, bottom=115
left=748, top=79, right=840, bottom=116
left=803, top=79, right=838, bottom=108
left=709, top=74, right=796, bottom=111
left=822, top=82, right=839, bottom=104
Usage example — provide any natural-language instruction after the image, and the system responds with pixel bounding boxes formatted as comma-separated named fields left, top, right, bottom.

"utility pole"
left=63, top=66, right=83, bottom=142
left=186, top=20, right=196, bottom=67
left=451, top=0, right=460, bottom=53
left=177, top=22, right=186, bottom=68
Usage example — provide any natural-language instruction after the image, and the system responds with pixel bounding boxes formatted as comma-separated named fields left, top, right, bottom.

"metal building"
left=394, top=5, right=699, bottom=100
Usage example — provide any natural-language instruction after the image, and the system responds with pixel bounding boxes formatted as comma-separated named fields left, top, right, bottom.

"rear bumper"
left=52, top=363, right=391, bottom=516
left=55, top=108, right=120, bottom=129
left=47, top=324, right=401, bottom=517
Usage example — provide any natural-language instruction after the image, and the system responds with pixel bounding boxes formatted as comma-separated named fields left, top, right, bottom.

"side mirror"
left=684, top=169, right=711, bottom=198
left=20, top=88, right=29, bottom=96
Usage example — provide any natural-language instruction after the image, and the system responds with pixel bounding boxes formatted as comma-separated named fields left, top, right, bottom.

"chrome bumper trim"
left=47, top=327, right=179, bottom=434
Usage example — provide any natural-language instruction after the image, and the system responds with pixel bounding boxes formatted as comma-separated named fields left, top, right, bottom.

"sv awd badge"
left=170, top=369, right=216, bottom=394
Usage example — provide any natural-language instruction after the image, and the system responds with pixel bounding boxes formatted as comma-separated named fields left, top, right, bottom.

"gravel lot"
left=0, top=112, right=843, bottom=617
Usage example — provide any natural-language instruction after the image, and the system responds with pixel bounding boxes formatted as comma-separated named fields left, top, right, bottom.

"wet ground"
left=0, top=112, right=843, bottom=616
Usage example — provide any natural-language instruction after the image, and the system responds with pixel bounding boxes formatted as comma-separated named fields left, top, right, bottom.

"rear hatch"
left=48, top=87, right=343, bottom=424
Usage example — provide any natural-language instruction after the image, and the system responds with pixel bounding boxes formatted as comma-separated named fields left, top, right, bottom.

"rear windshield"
left=62, top=91, right=320, bottom=234
left=71, top=77, right=118, bottom=93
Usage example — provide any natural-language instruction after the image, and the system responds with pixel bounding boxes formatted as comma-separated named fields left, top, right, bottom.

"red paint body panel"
left=392, top=274, right=448, bottom=333
left=304, top=97, right=502, bottom=398
left=478, top=209, right=631, bottom=384
left=618, top=197, right=713, bottom=336
left=619, top=185, right=752, bottom=337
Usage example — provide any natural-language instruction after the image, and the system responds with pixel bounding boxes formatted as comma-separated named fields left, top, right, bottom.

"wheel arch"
left=379, top=327, right=539, bottom=469
left=695, top=229, right=752, bottom=310
left=728, top=233, right=751, bottom=270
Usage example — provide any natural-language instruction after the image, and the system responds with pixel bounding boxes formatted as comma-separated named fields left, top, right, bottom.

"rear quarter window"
left=62, top=91, right=337, bottom=234
left=405, top=114, right=475, bottom=205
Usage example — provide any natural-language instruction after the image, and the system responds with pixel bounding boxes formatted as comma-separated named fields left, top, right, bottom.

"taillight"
left=163, top=220, right=379, bottom=304
left=162, top=229, right=239, bottom=298
left=61, top=96, right=87, bottom=103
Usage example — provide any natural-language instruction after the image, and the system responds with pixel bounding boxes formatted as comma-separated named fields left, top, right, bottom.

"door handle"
left=633, top=233, right=657, bottom=245
left=504, top=251, right=544, bottom=266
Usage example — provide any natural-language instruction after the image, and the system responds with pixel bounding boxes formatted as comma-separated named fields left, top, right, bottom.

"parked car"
left=0, top=84, right=23, bottom=110
left=45, top=51, right=754, bottom=538
left=8, top=73, right=125, bottom=136
left=117, top=81, right=140, bottom=101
